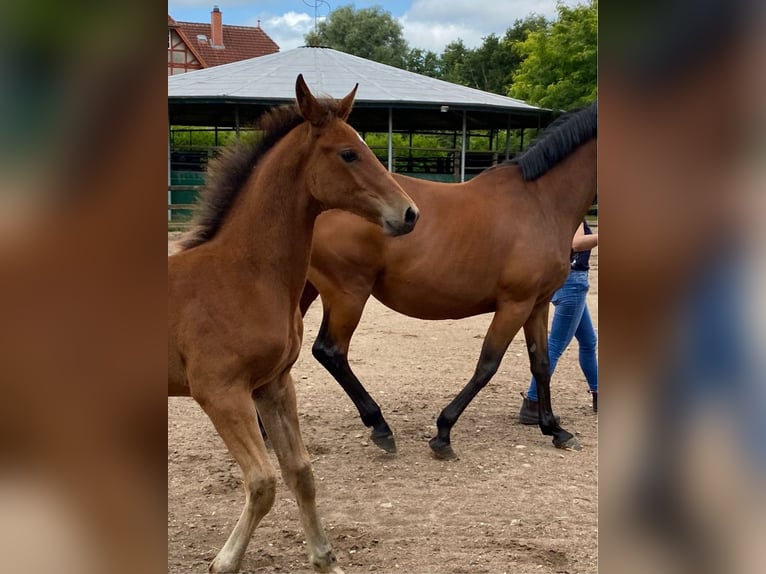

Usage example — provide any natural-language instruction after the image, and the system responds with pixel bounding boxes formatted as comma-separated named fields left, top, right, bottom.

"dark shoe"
left=518, top=392, right=560, bottom=425
left=591, top=391, right=598, bottom=413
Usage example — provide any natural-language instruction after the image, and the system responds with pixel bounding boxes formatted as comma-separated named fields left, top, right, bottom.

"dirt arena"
left=168, top=234, right=598, bottom=574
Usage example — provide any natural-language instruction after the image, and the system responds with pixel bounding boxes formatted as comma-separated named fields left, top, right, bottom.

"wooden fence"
left=168, top=185, right=598, bottom=230
left=168, top=184, right=200, bottom=229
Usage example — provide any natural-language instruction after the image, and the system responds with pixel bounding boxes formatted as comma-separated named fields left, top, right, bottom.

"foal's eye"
left=339, top=149, right=358, bottom=163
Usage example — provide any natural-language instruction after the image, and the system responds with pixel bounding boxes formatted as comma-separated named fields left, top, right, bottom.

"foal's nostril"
left=385, top=205, right=418, bottom=236
left=404, top=206, right=418, bottom=225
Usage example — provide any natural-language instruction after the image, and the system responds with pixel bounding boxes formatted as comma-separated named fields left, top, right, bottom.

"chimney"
left=211, top=6, right=223, bottom=47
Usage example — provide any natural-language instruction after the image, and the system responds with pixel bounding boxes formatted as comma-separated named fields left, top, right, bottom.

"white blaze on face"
left=356, top=131, right=369, bottom=147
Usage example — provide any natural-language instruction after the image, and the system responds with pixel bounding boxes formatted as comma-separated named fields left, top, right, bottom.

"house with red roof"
left=168, top=6, right=279, bottom=75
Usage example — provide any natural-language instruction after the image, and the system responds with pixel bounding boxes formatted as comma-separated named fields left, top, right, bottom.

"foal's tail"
left=299, top=280, right=320, bottom=317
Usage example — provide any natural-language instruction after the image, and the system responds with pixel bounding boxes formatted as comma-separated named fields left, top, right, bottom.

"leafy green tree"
left=439, top=39, right=471, bottom=85
left=464, top=16, right=548, bottom=94
left=435, top=16, right=546, bottom=95
left=504, top=14, right=549, bottom=66
left=305, top=5, right=409, bottom=68
left=461, top=34, right=518, bottom=95
left=405, top=48, right=441, bottom=78
left=509, top=0, right=597, bottom=109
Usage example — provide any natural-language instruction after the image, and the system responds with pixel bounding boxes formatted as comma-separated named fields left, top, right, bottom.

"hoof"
left=311, top=551, right=344, bottom=574
left=429, top=437, right=458, bottom=460
left=370, top=429, right=397, bottom=453
left=554, top=436, right=582, bottom=451
left=209, top=557, right=238, bottom=573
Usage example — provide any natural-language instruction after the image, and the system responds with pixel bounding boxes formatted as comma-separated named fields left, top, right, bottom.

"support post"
left=505, top=114, right=511, bottom=160
left=408, top=131, right=413, bottom=172
left=168, top=122, right=172, bottom=222
left=387, top=107, right=393, bottom=172
left=235, top=105, right=240, bottom=141
left=460, top=110, right=467, bottom=183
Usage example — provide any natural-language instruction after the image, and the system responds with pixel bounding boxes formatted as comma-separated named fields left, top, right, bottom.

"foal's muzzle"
left=384, top=206, right=419, bottom=236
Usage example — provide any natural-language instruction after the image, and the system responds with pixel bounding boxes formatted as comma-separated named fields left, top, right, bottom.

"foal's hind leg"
left=193, top=384, right=277, bottom=573
left=312, top=293, right=397, bottom=453
left=523, top=302, right=581, bottom=450
left=254, top=372, right=344, bottom=574
left=429, top=300, right=533, bottom=460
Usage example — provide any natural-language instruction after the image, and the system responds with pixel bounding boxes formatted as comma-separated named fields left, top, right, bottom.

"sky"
left=167, top=1, right=566, bottom=53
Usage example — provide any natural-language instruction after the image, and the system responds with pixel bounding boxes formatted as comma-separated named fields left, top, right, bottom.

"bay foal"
left=168, top=75, right=418, bottom=573
left=301, top=103, right=597, bottom=458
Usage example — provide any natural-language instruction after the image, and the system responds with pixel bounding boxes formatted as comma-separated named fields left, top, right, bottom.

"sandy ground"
left=168, top=234, right=598, bottom=573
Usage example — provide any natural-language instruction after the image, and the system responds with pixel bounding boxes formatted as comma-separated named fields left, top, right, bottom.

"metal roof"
left=168, top=47, right=550, bottom=131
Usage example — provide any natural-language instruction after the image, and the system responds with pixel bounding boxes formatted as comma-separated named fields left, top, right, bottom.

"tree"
left=461, top=16, right=549, bottom=95
left=504, top=14, right=549, bottom=65
left=304, top=5, right=409, bottom=69
left=434, top=16, right=547, bottom=95
left=404, top=48, right=441, bottom=78
left=461, top=34, right=517, bottom=95
left=439, top=39, right=471, bottom=85
left=509, top=1, right=597, bottom=110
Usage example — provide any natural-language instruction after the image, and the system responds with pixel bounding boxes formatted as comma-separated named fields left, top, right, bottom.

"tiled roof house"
left=168, top=6, right=279, bottom=75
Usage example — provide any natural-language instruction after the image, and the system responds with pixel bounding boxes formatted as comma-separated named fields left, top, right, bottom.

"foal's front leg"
left=254, top=372, right=344, bottom=574
left=192, top=381, right=277, bottom=573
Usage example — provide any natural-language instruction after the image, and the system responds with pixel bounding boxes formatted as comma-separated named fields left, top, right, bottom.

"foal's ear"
left=337, top=83, right=358, bottom=121
left=295, top=74, right=321, bottom=124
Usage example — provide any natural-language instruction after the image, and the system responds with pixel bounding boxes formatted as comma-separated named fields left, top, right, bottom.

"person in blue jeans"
left=519, top=220, right=598, bottom=424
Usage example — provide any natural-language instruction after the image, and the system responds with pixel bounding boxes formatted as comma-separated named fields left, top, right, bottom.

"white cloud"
left=242, top=0, right=572, bottom=53
left=251, top=11, right=326, bottom=51
left=399, top=0, right=561, bottom=52
left=268, top=11, right=312, bottom=29
left=399, top=20, right=473, bottom=53
left=170, top=0, right=285, bottom=7
left=168, top=0, right=220, bottom=5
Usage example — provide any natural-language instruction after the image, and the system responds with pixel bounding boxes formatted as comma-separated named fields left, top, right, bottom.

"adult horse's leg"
left=429, top=301, right=533, bottom=460
left=523, top=303, right=581, bottom=450
left=311, top=293, right=397, bottom=453
left=254, top=373, right=343, bottom=574
left=300, top=280, right=320, bottom=317
left=192, top=382, right=278, bottom=573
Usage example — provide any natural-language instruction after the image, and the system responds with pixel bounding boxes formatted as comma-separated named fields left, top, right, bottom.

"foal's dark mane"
left=180, top=100, right=343, bottom=251
left=506, top=101, right=597, bottom=181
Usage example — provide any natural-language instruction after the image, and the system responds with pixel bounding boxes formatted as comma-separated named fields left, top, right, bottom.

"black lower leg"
left=429, top=345, right=504, bottom=458
left=312, top=324, right=395, bottom=451
left=528, top=344, right=577, bottom=449
left=313, top=341, right=388, bottom=429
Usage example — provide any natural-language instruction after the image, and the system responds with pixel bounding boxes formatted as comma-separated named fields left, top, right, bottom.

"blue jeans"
left=526, top=269, right=598, bottom=401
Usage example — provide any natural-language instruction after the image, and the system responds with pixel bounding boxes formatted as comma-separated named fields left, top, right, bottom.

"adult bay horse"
left=168, top=75, right=418, bottom=574
left=301, top=102, right=597, bottom=459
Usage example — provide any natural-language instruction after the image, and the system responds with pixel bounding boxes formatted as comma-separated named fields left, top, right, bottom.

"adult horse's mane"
left=181, top=99, right=344, bottom=251
left=506, top=101, right=597, bottom=182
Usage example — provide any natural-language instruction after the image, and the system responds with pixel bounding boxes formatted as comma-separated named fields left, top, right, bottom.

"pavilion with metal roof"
left=168, top=46, right=550, bottom=135
left=167, top=47, right=552, bottom=221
